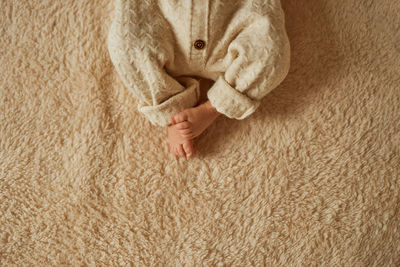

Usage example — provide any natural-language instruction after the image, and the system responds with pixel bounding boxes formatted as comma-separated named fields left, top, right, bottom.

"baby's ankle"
left=201, top=100, right=221, bottom=117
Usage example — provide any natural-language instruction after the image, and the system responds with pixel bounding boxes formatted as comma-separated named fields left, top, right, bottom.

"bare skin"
left=167, top=100, right=221, bottom=159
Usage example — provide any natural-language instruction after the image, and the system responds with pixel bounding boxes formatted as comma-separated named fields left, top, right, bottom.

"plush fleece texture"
left=107, top=0, right=291, bottom=127
left=0, top=0, right=399, bottom=266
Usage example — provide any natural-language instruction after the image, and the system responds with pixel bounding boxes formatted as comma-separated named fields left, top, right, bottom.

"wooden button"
left=194, top=39, right=205, bottom=50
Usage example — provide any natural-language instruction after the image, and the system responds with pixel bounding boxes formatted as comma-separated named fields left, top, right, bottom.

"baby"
left=107, top=0, right=291, bottom=159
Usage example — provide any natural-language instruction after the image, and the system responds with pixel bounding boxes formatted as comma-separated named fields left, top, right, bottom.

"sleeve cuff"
left=138, top=77, right=200, bottom=127
left=207, top=75, right=261, bottom=120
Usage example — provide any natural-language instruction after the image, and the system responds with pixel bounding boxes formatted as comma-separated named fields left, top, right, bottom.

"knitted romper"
left=107, top=0, right=291, bottom=127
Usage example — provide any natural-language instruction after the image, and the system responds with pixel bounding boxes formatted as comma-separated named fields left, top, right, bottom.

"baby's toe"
left=172, top=112, right=189, bottom=124
left=171, top=145, right=178, bottom=156
left=176, top=144, right=186, bottom=158
left=179, top=129, right=195, bottom=140
left=178, top=128, right=192, bottom=135
left=182, top=141, right=194, bottom=158
left=175, top=121, right=191, bottom=130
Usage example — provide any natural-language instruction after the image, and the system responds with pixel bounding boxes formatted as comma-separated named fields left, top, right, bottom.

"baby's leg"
left=167, top=79, right=220, bottom=159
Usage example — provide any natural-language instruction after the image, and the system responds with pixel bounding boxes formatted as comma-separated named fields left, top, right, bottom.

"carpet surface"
left=1, top=0, right=399, bottom=266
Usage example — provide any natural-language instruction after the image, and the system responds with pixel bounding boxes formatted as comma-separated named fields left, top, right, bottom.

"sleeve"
left=107, top=0, right=200, bottom=127
left=206, top=0, right=291, bottom=120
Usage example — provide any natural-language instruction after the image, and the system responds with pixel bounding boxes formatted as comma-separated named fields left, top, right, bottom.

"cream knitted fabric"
left=107, top=0, right=291, bottom=127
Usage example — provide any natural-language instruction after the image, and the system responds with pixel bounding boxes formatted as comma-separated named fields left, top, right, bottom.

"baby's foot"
left=170, top=100, right=221, bottom=140
left=167, top=123, right=195, bottom=159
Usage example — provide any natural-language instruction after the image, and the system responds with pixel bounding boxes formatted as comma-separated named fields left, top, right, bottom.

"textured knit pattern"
left=107, top=0, right=291, bottom=126
left=1, top=0, right=400, bottom=266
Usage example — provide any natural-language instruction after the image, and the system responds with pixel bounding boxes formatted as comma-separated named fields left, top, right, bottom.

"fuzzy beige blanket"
left=1, top=0, right=399, bottom=266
